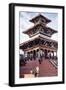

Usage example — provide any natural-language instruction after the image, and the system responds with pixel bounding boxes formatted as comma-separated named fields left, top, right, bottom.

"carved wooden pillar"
left=49, top=51, right=51, bottom=59
left=43, top=49, right=45, bottom=59
left=45, top=49, right=47, bottom=59
left=48, top=50, right=50, bottom=59
left=56, top=51, right=57, bottom=60
left=47, top=50, right=49, bottom=59
left=53, top=51, right=54, bottom=59
left=51, top=51, right=53, bottom=59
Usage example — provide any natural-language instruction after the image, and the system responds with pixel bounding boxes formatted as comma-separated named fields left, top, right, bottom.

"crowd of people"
left=20, top=49, right=57, bottom=66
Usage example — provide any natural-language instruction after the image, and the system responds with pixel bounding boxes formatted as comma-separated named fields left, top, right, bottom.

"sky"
left=19, top=12, right=58, bottom=54
left=19, top=11, right=58, bottom=44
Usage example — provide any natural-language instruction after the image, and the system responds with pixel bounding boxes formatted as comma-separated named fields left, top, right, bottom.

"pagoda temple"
left=20, top=14, right=58, bottom=78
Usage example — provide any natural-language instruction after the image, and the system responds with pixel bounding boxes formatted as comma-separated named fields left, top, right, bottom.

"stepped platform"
left=20, top=59, right=58, bottom=78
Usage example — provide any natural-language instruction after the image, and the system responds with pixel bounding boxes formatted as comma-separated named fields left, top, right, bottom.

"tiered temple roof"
left=20, top=14, right=58, bottom=51
left=20, top=36, right=58, bottom=51
left=29, top=14, right=51, bottom=24
left=23, top=14, right=57, bottom=38
left=23, top=23, right=57, bottom=37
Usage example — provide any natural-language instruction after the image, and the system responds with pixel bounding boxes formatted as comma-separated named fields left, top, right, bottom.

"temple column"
left=27, top=52, right=30, bottom=60
left=54, top=51, right=57, bottom=60
left=53, top=51, right=54, bottom=59
left=56, top=51, right=57, bottom=59
left=37, top=49, right=41, bottom=61
left=49, top=51, right=51, bottom=59
left=24, top=51, right=28, bottom=61
left=42, top=49, right=45, bottom=59
left=33, top=50, right=36, bottom=60
left=46, top=50, right=47, bottom=59
left=44, top=49, right=47, bottom=59
left=49, top=50, right=51, bottom=59
left=36, top=49, right=38, bottom=60
left=30, top=51, right=32, bottom=60
left=47, top=50, right=49, bottom=59
left=41, top=49, right=44, bottom=59
left=48, top=50, right=50, bottom=59
left=51, top=51, right=53, bottom=59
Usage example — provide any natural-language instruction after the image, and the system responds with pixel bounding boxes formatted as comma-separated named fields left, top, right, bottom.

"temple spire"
left=30, top=14, right=51, bottom=25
